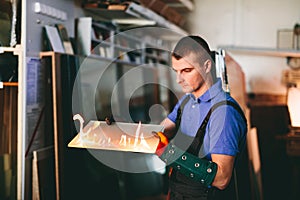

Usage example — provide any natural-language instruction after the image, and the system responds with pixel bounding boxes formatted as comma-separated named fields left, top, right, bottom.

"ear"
left=204, top=60, right=212, bottom=73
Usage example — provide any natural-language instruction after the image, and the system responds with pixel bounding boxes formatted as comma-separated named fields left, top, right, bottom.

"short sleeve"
left=207, top=104, right=247, bottom=156
left=167, top=95, right=190, bottom=123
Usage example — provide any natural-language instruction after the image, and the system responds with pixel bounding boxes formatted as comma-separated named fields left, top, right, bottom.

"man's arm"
left=156, top=143, right=235, bottom=190
left=211, top=154, right=235, bottom=190
left=160, top=118, right=176, bottom=140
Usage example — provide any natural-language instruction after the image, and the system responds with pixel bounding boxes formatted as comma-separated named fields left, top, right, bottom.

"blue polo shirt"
left=167, top=79, right=247, bottom=160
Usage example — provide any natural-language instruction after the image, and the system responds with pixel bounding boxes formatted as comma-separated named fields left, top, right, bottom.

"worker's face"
left=172, top=52, right=210, bottom=95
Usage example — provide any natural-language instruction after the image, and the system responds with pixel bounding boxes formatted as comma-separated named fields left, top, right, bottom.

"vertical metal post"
left=17, top=0, right=27, bottom=198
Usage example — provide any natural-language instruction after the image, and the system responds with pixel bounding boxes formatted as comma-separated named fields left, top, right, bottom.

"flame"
left=133, top=121, right=142, bottom=147
left=73, top=114, right=91, bottom=141
left=70, top=117, right=157, bottom=153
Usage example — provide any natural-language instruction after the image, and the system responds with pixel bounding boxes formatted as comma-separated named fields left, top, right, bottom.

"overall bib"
left=168, top=97, right=246, bottom=200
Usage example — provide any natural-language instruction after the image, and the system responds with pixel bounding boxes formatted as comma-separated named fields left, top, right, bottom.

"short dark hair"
left=172, top=35, right=217, bottom=82
left=172, top=35, right=213, bottom=63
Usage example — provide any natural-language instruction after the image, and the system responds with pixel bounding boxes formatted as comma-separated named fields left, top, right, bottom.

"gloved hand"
left=153, top=131, right=169, bottom=156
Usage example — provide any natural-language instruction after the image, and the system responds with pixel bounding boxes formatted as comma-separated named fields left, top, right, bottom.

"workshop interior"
left=0, top=0, right=300, bottom=199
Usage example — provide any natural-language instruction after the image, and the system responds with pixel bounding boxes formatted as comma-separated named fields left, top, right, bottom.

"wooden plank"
left=3, top=87, right=11, bottom=154
left=0, top=154, right=12, bottom=199
left=247, top=93, right=287, bottom=106
left=32, top=146, right=55, bottom=200
left=247, top=128, right=264, bottom=200
left=10, top=87, right=18, bottom=161
left=0, top=89, right=4, bottom=154
left=225, top=53, right=248, bottom=112
left=53, top=53, right=63, bottom=200
left=40, top=52, right=61, bottom=200
left=0, top=86, right=17, bottom=155
left=2, top=82, right=18, bottom=87
left=32, top=154, right=40, bottom=200
left=0, top=85, right=18, bottom=199
left=8, top=87, right=13, bottom=154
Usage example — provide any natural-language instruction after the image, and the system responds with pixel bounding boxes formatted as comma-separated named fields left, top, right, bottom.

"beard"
left=179, top=79, right=206, bottom=96
left=180, top=83, right=194, bottom=93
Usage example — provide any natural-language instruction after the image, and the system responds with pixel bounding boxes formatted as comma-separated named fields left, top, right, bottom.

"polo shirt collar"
left=188, top=79, right=223, bottom=103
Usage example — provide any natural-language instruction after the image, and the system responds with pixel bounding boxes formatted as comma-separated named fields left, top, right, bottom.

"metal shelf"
left=0, top=46, right=22, bottom=54
left=219, top=46, right=300, bottom=58
left=83, top=2, right=188, bottom=35
left=163, top=0, right=195, bottom=12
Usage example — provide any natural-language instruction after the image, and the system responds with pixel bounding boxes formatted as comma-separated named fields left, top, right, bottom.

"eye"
left=183, top=68, right=193, bottom=73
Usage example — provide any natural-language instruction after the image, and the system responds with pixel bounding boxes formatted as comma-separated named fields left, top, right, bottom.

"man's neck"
left=192, top=78, right=213, bottom=99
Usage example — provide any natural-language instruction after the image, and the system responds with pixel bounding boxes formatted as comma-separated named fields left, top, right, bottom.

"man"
left=155, top=35, right=247, bottom=200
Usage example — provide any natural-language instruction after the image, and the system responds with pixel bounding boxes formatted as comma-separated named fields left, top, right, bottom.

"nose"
left=176, top=72, right=183, bottom=83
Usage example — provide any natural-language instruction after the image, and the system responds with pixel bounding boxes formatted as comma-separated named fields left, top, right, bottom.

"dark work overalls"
left=168, top=96, right=247, bottom=200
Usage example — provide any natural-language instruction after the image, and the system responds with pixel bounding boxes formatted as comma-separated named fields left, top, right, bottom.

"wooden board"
left=32, top=146, right=55, bottom=200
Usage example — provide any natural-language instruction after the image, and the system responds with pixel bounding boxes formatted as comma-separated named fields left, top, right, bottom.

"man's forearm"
left=159, top=143, right=218, bottom=187
left=160, top=118, right=176, bottom=140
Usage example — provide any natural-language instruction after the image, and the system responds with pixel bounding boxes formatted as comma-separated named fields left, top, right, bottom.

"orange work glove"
left=154, top=132, right=169, bottom=157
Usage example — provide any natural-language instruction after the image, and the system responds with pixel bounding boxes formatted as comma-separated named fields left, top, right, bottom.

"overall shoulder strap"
left=200, top=100, right=246, bottom=131
left=175, top=95, right=190, bottom=131
left=188, top=100, right=247, bottom=155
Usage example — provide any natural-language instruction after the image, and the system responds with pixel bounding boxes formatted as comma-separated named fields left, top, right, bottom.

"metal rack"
left=0, top=0, right=27, bottom=199
left=83, top=1, right=188, bottom=35
left=219, top=45, right=300, bottom=58
left=0, top=45, right=27, bottom=200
